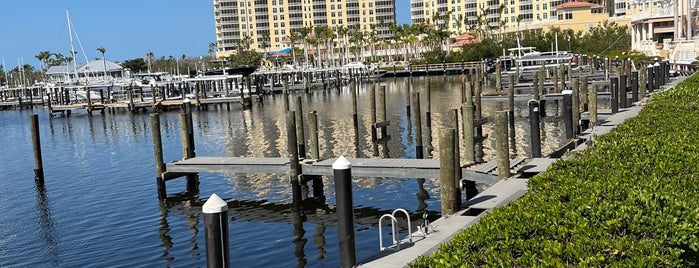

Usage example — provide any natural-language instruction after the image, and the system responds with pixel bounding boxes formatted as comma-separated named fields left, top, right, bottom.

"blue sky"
left=0, top=1, right=410, bottom=69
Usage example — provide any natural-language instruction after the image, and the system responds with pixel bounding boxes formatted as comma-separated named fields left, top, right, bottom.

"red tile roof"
left=555, top=1, right=594, bottom=9
left=455, top=33, right=476, bottom=40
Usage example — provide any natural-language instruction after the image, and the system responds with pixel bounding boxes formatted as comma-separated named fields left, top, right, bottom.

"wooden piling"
left=295, top=96, right=306, bottom=159
left=30, top=114, right=44, bottom=185
left=495, top=111, right=510, bottom=179
left=286, top=111, right=303, bottom=207
left=610, top=77, right=619, bottom=114
left=179, top=113, right=194, bottom=160
left=425, top=80, right=433, bottom=156
left=412, top=92, right=423, bottom=159
left=439, top=128, right=459, bottom=216
left=450, top=109, right=463, bottom=203
left=562, top=91, right=574, bottom=140
left=462, top=105, right=475, bottom=164
left=528, top=100, right=541, bottom=158
left=151, top=113, right=166, bottom=199
left=589, top=85, right=598, bottom=127
left=369, top=84, right=378, bottom=157
left=507, top=74, right=516, bottom=154
left=572, top=78, right=580, bottom=134
left=308, top=111, right=320, bottom=160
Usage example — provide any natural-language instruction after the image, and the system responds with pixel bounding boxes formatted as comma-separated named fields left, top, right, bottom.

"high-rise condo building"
left=214, top=0, right=396, bottom=58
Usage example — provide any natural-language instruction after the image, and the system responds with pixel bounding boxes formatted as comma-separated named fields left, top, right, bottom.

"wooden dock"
left=164, top=156, right=530, bottom=184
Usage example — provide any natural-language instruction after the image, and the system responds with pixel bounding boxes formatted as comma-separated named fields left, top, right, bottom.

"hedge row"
left=410, top=75, right=699, bottom=267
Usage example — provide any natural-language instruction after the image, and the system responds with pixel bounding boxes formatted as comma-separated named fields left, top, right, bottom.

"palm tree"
left=34, top=51, right=51, bottom=71
left=349, top=28, right=364, bottom=62
left=285, top=33, right=299, bottom=66
left=208, top=42, right=217, bottom=59
left=96, top=46, right=108, bottom=79
left=296, top=26, right=313, bottom=68
left=146, top=51, right=154, bottom=73
left=335, top=25, right=349, bottom=65
left=368, top=24, right=378, bottom=62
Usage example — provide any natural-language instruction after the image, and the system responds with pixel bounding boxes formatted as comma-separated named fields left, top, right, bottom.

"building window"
left=565, top=11, right=572, bottom=19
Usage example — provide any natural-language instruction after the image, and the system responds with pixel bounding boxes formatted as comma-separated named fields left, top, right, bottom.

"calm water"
left=0, top=76, right=567, bottom=267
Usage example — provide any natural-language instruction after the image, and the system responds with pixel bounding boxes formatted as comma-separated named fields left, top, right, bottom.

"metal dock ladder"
left=378, top=208, right=429, bottom=251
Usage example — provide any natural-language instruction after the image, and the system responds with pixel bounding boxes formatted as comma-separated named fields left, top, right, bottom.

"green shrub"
left=410, top=74, right=699, bottom=267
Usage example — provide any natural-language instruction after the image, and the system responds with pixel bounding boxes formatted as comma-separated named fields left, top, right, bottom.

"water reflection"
left=34, top=184, right=60, bottom=266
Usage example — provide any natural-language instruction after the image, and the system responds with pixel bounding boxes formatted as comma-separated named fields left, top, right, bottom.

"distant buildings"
left=213, top=0, right=397, bottom=58
left=46, top=59, right=126, bottom=84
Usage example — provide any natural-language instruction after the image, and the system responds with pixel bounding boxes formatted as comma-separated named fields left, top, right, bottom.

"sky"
left=0, top=0, right=411, bottom=69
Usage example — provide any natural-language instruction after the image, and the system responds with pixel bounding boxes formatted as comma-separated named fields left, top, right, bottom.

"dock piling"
left=30, top=114, right=44, bottom=185
left=589, top=85, right=598, bottom=127
left=528, top=100, right=541, bottom=158
left=412, top=92, right=423, bottom=159
left=611, top=77, right=619, bottom=114
left=439, top=128, right=460, bottom=215
left=495, top=111, right=510, bottom=179
left=295, top=96, right=306, bottom=159
left=151, top=113, right=166, bottom=199
left=562, top=90, right=574, bottom=140
left=203, top=193, right=230, bottom=268
left=286, top=111, right=303, bottom=207
left=333, top=156, right=356, bottom=268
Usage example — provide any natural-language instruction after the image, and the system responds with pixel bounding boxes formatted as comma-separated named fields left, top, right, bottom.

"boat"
left=343, top=62, right=386, bottom=80
left=496, top=37, right=576, bottom=74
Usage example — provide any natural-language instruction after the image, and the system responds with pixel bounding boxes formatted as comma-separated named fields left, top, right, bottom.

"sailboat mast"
left=66, top=10, right=79, bottom=84
left=1, top=58, right=8, bottom=87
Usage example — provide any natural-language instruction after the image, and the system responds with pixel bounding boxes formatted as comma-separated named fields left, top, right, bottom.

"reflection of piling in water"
left=292, top=209, right=308, bottom=267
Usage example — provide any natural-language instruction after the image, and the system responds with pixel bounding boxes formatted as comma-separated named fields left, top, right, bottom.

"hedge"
left=410, top=74, right=699, bottom=267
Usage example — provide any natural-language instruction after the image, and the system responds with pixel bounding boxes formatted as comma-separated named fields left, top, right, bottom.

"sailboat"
left=64, top=10, right=101, bottom=100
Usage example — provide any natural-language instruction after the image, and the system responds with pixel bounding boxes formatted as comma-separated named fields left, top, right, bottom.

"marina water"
left=0, top=76, right=566, bottom=267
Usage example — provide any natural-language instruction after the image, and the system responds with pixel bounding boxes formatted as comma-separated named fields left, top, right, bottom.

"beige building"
left=409, top=0, right=631, bottom=36
left=214, top=0, right=396, bottom=58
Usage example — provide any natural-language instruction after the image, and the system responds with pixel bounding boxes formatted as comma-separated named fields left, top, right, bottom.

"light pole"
left=567, top=35, right=571, bottom=51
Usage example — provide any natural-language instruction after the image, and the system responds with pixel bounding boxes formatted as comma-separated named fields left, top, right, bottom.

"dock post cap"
left=332, top=156, right=352, bottom=170
left=647, top=64, right=654, bottom=68
left=561, top=90, right=572, bottom=95
left=203, top=193, right=228, bottom=214
left=183, top=97, right=191, bottom=103
left=654, top=62, right=661, bottom=67
left=527, top=99, right=539, bottom=105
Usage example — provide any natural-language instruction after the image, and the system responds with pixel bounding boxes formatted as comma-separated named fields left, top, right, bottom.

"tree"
left=208, top=42, right=217, bottom=59
left=96, top=46, right=108, bottom=78
left=35, top=51, right=51, bottom=71
left=335, top=25, right=350, bottom=65
left=226, top=50, right=262, bottom=67
left=295, top=26, right=313, bottom=67
left=122, top=58, right=148, bottom=73
left=146, top=51, right=154, bottom=72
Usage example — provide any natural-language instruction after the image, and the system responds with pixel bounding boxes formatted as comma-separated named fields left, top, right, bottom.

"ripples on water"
left=0, top=76, right=566, bottom=267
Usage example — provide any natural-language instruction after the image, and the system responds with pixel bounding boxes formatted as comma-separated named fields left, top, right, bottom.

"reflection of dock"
left=164, top=156, right=530, bottom=184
